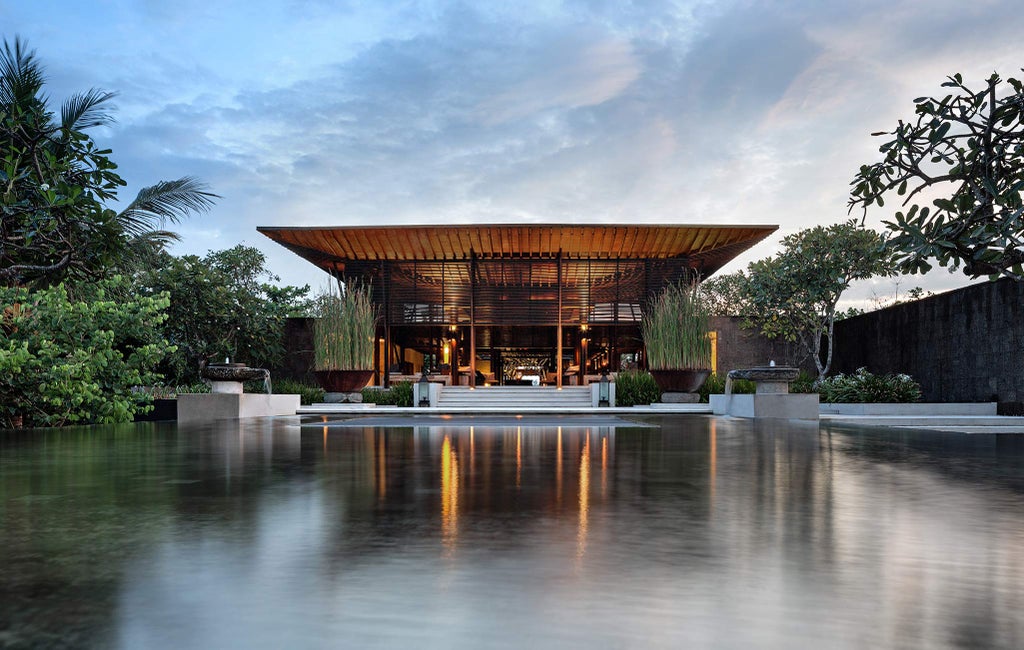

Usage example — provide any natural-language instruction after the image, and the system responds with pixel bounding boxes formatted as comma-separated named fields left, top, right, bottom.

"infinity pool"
left=2, top=416, right=1023, bottom=649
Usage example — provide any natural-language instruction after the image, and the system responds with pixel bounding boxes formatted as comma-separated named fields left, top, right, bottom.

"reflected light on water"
left=441, top=434, right=459, bottom=554
left=516, top=426, right=522, bottom=489
left=576, top=433, right=590, bottom=566
left=4, top=418, right=1024, bottom=649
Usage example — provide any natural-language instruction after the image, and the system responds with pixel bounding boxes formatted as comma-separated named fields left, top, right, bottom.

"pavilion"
left=258, top=224, right=776, bottom=388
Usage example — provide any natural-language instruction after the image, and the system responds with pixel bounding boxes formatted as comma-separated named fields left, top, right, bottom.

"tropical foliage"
left=0, top=37, right=216, bottom=288
left=313, top=281, right=377, bottom=371
left=642, top=281, right=712, bottom=370
left=138, top=245, right=311, bottom=384
left=817, top=368, right=922, bottom=403
left=850, top=71, right=1024, bottom=281
left=701, top=272, right=748, bottom=316
left=741, top=221, right=892, bottom=379
left=614, top=370, right=662, bottom=407
left=0, top=278, right=174, bottom=427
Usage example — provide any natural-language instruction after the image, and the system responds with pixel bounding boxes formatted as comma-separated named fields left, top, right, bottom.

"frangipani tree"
left=850, top=71, right=1024, bottom=281
left=741, top=221, right=892, bottom=379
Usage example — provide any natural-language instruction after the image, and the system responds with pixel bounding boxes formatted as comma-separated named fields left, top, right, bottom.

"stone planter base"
left=661, top=392, right=700, bottom=404
left=323, top=392, right=364, bottom=403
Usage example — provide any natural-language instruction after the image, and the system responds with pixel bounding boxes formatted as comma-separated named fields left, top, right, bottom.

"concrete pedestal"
left=178, top=393, right=300, bottom=424
left=710, top=393, right=819, bottom=420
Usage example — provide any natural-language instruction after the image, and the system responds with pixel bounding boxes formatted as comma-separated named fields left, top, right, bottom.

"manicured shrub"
left=273, top=378, right=324, bottom=405
left=817, top=367, right=922, bottom=403
left=361, top=381, right=413, bottom=407
left=615, top=370, right=662, bottom=407
left=698, top=372, right=755, bottom=403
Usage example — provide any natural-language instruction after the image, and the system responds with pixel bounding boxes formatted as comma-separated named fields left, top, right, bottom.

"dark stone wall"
left=711, top=316, right=813, bottom=375
left=278, top=317, right=315, bottom=382
left=832, top=278, right=1024, bottom=405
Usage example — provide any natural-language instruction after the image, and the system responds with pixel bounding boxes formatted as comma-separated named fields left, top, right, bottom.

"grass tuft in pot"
left=642, top=281, right=712, bottom=371
left=313, top=281, right=378, bottom=371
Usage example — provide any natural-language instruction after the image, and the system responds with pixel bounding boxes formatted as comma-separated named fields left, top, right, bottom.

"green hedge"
left=362, top=381, right=413, bottom=407
left=273, top=379, right=324, bottom=405
left=615, top=371, right=662, bottom=407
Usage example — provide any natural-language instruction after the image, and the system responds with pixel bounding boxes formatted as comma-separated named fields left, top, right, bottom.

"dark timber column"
left=557, top=250, right=563, bottom=388
left=469, top=251, right=477, bottom=387
left=383, top=260, right=391, bottom=388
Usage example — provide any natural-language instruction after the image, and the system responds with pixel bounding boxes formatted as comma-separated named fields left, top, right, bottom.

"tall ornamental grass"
left=642, top=281, right=712, bottom=370
left=313, top=282, right=377, bottom=371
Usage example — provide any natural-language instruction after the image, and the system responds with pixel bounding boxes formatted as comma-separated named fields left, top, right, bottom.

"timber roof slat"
left=257, top=224, right=777, bottom=277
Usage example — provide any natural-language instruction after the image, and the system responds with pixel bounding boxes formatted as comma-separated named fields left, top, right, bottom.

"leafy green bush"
left=817, top=368, right=922, bottom=403
left=698, top=372, right=755, bottom=403
left=789, top=371, right=818, bottom=394
left=361, top=381, right=413, bottom=407
left=273, top=378, right=324, bottom=405
left=615, top=371, right=662, bottom=407
left=0, top=280, right=174, bottom=427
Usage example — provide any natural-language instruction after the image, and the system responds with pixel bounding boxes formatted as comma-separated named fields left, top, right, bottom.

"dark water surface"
left=2, top=416, right=1023, bottom=649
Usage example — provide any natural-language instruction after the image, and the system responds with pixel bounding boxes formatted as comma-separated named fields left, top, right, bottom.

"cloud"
left=6, top=0, right=1022, bottom=300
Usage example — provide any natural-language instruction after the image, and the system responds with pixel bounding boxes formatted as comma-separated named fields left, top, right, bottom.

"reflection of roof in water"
left=303, top=415, right=652, bottom=428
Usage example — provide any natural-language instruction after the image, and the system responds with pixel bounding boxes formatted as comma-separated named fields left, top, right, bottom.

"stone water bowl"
left=201, top=363, right=271, bottom=394
left=726, top=366, right=798, bottom=394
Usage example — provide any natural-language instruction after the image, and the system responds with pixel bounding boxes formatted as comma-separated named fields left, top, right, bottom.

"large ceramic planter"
left=649, top=369, right=711, bottom=393
left=314, top=370, right=374, bottom=393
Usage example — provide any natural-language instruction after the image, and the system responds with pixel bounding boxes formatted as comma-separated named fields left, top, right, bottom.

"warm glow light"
left=577, top=435, right=591, bottom=565
left=378, top=433, right=386, bottom=501
left=516, top=427, right=522, bottom=489
left=601, top=436, right=608, bottom=497
left=441, top=435, right=459, bottom=553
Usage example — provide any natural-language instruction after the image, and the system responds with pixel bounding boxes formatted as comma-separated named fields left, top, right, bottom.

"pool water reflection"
left=2, top=417, right=1023, bottom=649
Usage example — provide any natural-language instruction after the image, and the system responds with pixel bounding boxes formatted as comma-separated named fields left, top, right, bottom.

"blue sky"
left=3, top=0, right=1021, bottom=304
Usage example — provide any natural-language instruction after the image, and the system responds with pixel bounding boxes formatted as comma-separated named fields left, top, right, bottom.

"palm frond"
left=117, top=177, right=219, bottom=238
left=0, top=36, right=46, bottom=111
left=61, top=88, right=117, bottom=131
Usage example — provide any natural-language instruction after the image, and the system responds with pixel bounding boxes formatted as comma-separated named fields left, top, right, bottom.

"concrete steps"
left=436, top=386, right=593, bottom=408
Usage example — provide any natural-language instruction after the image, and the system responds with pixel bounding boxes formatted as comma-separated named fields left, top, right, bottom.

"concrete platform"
left=178, top=393, right=301, bottom=424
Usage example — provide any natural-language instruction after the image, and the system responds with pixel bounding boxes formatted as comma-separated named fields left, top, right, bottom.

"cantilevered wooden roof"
left=258, top=224, right=776, bottom=277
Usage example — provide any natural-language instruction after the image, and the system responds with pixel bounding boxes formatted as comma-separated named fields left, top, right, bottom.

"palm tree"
left=0, top=36, right=217, bottom=286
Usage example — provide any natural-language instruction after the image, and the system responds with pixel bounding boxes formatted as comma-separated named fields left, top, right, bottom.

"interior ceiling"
left=258, top=223, right=777, bottom=278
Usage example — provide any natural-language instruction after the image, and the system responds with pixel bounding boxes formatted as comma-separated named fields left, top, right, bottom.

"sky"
left=3, top=0, right=1021, bottom=306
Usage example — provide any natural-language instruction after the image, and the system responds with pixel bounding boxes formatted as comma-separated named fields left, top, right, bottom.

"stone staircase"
left=436, top=385, right=593, bottom=409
